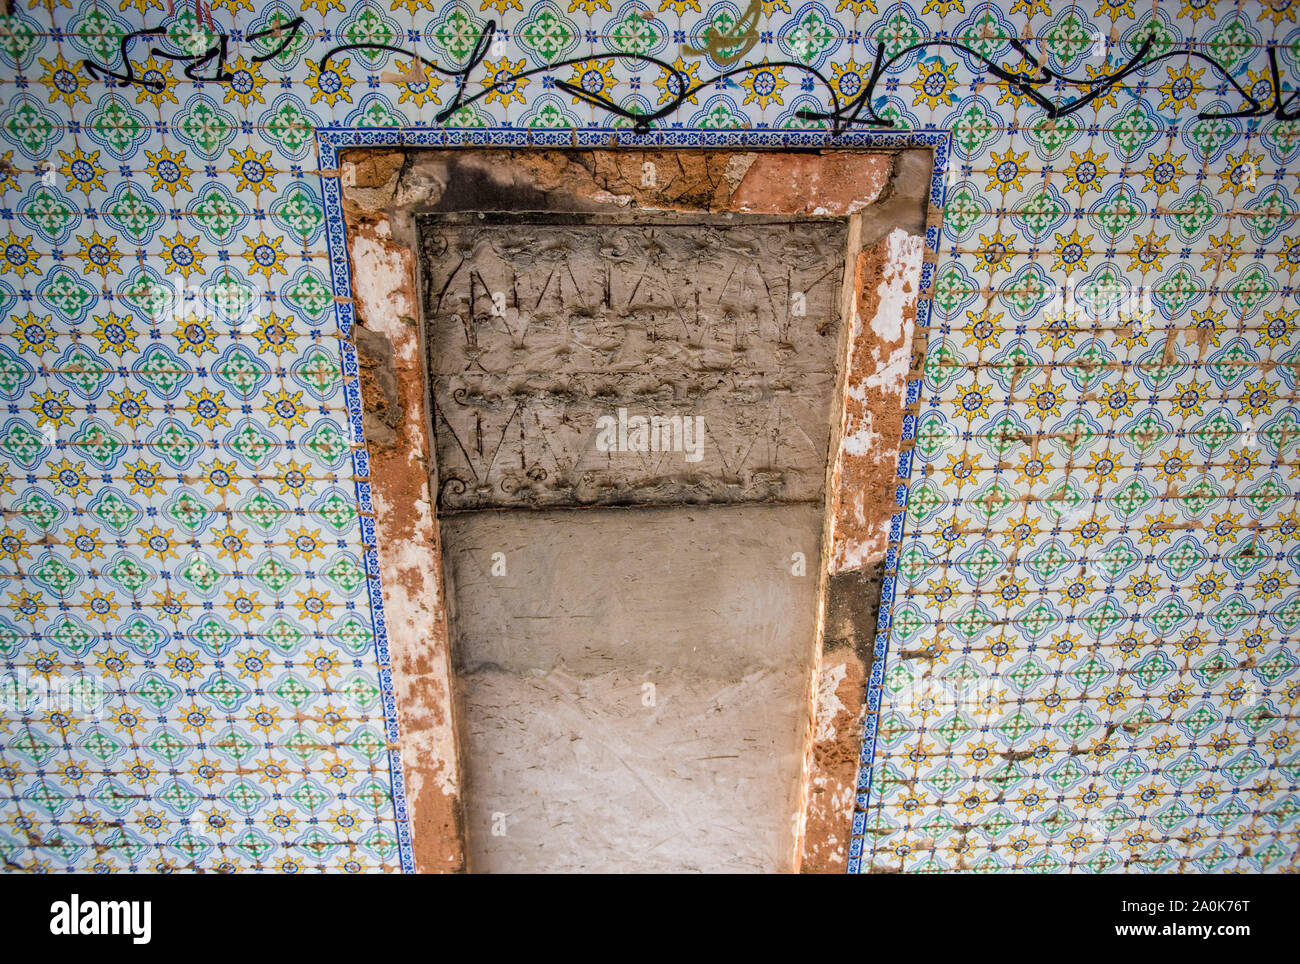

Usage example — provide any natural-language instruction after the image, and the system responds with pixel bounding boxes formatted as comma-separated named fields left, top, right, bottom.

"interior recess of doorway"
left=424, top=212, right=846, bottom=872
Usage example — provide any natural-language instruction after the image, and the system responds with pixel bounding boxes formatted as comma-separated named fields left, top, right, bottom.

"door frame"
left=324, top=127, right=948, bottom=872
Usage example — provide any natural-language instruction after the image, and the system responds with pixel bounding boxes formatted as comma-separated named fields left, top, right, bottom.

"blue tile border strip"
left=316, top=124, right=951, bottom=874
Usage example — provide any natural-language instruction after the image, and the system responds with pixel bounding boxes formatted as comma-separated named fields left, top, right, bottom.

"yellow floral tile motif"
left=0, top=0, right=1294, bottom=876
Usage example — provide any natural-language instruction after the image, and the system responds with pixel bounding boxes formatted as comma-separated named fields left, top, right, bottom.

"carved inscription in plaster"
left=420, top=216, right=848, bottom=510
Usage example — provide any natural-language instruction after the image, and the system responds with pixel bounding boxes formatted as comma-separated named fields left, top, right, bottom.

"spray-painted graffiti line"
left=81, top=16, right=307, bottom=89
left=322, top=23, right=1300, bottom=134
left=808, top=32, right=1300, bottom=129
left=81, top=16, right=1300, bottom=134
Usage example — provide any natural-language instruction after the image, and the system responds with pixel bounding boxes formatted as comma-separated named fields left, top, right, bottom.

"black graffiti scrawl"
left=80, top=11, right=1300, bottom=134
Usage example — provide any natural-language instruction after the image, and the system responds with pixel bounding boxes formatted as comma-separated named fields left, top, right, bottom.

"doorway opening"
left=425, top=212, right=844, bottom=871
left=340, top=147, right=932, bottom=872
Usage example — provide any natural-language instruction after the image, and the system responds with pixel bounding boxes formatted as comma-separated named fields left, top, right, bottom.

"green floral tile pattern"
left=0, top=0, right=1296, bottom=874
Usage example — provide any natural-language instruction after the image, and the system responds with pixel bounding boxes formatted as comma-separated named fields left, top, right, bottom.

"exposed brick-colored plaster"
left=804, top=647, right=867, bottom=872
left=800, top=228, right=926, bottom=873
left=729, top=152, right=892, bottom=216
left=345, top=212, right=465, bottom=873
left=391, top=148, right=903, bottom=216
left=401, top=149, right=741, bottom=212
left=829, top=228, right=926, bottom=575
left=348, top=150, right=406, bottom=190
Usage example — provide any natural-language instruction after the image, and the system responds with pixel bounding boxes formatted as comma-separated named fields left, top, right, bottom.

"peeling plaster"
left=800, top=648, right=868, bottom=873
left=339, top=147, right=928, bottom=874
left=829, top=227, right=926, bottom=575
left=863, top=232, right=924, bottom=399
left=730, top=153, right=892, bottom=216
left=815, top=661, right=849, bottom=742
left=350, top=235, right=414, bottom=347
left=346, top=219, right=466, bottom=873
left=801, top=214, right=928, bottom=873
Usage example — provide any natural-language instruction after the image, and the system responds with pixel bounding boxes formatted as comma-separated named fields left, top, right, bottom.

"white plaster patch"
left=815, top=660, right=849, bottom=742
left=869, top=227, right=925, bottom=341
left=349, top=235, right=416, bottom=356
left=591, top=189, right=633, bottom=206
left=862, top=228, right=924, bottom=397
left=839, top=407, right=883, bottom=458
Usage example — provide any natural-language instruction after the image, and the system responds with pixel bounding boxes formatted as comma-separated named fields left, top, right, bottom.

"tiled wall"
left=0, top=0, right=1297, bottom=872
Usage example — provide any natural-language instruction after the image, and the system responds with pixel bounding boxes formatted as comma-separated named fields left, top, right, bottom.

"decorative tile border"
left=3, top=0, right=1299, bottom=874
left=317, top=124, right=950, bottom=874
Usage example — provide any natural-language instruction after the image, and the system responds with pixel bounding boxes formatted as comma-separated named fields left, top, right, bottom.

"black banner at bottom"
left=0, top=870, right=1278, bottom=953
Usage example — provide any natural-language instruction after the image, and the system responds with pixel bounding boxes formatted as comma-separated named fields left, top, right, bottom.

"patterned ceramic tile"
left=0, top=0, right=1297, bottom=873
